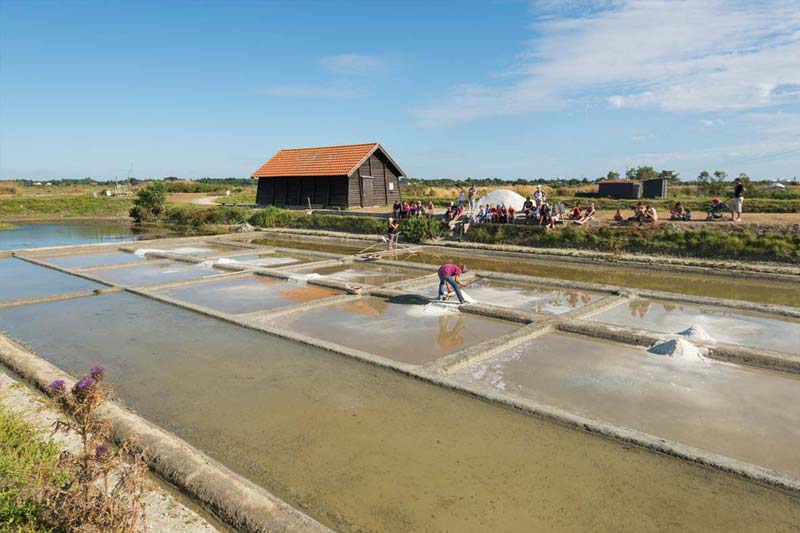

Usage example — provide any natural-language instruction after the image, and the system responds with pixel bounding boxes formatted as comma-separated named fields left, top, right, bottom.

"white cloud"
left=418, top=0, right=800, bottom=126
left=700, top=119, right=724, bottom=127
left=321, top=53, right=383, bottom=75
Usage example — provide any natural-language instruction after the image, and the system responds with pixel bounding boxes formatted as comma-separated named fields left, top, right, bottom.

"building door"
left=360, top=176, right=373, bottom=207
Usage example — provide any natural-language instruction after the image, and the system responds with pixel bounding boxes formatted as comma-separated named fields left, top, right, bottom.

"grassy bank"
left=0, top=222, right=19, bottom=231
left=0, top=402, right=64, bottom=532
left=0, top=195, right=134, bottom=220
left=404, top=196, right=800, bottom=213
left=463, top=224, right=800, bottom=263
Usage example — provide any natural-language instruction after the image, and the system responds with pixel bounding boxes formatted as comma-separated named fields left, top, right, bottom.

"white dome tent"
left=475, top=189, right=526, bottom=212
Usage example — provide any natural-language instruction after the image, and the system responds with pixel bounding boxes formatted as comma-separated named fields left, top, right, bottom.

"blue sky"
left=1, top=0, right=799, bottom=181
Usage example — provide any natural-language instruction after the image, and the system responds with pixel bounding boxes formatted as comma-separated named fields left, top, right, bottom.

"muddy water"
left=3, top=293, right=798, bottom=531
left=0, top=258, right=101, bottom=301
left=266, top=296, right=520, bottom=364
left=593, top=298, right=800, bottom=354
left=247, top=238, right=800, bottom=307
left=157, top=276, right=340, bottom=314
left=453, top=332, right=800, bottom=476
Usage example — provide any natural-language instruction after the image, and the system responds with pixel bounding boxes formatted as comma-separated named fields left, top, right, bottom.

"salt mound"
left=648, top=338, right=707, bottom=363
left=476, top=189, right=526, bottom=211
left=677, top=325, right=715, bottom=342
left=133, top=248, right=162, bottom=257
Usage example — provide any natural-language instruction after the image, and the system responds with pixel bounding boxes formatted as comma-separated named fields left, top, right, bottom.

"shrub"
left=129, top=182, right=166, bottom=222
left=400, top=217, right=446, bottom=243
left=248, top=207, right=387, bottom=235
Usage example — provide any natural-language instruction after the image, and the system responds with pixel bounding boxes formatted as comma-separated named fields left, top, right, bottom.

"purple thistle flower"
left=90, top=365, right=105, bottom=380
left=73, top=375, right=96, bottom=394
left=95, top=443, right=110, bottom=460
left=48, top=379, right=66, bottom=395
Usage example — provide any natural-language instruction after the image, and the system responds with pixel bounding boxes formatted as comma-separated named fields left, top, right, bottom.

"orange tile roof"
left=252, top=143, right=379, bottom=178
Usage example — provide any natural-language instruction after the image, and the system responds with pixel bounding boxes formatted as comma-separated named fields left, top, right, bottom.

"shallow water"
left=206, top=251, right=313, bottom=267
left=157, top=276, right=340, bottom=314
left=90, top=261, right=225, bottom=286
left=42, top=250, right=146, bottom=269
left=1, top=293, right=799, bottom=532
left=266, top=296, right=520, bottom=364
left=0, top=258, right=101, bottom=301
left=453, top=332, right=800, bottom=476
left=426, top=278, right=603, bottom=314
left=593, top=298, right=800, bottom=354
left=0, top=221, right=157, bottom=250
left=309, top=263, right=424, bottom=285
left=247, top=238, right=800, bottom=307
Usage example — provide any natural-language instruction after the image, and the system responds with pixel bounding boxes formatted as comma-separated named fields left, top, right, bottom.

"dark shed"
left=252, top=143, right=404, bottom=208
left=598, top=180, right=642, bottom=199
left=642, top=177, right=669, bottom=198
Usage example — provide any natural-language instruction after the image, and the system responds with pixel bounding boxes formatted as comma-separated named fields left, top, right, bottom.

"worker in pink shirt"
left=437, top=263, right=468, bottom=303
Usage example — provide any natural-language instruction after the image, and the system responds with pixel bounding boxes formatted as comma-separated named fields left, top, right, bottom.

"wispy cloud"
left=700, top=119, right=724, bottom=127
left=417, top=0, right=800, bottom=126
left=321, top=53, right=383, bottom=75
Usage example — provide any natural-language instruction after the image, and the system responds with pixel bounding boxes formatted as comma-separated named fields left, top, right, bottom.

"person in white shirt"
left=533, top=186, right=546, bottom=208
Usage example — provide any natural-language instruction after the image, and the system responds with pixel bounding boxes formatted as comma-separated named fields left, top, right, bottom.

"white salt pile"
left=476, top=189, right=526, bottom=211
left=648, top=338, right=708, bottom=363
left=287, top=273, right=322, bottom=283
left=133, top=248, right=162, bottom=257
left=677, top=325, right=716, bottom=342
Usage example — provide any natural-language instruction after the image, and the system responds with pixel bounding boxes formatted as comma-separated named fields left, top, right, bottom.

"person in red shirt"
left=437, top=263, right=468, bottom=303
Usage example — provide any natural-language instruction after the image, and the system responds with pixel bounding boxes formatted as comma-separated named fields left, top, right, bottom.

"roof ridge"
left=279, top=142, right=378, bottom=152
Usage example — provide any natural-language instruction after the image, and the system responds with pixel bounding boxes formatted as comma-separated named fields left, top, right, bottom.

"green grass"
left=0, top=195, right=134, bottom=220
left=463, top=224, right=800, bottom=263
left=223, top=189, right=257, bottom=204
left=0, top=401, right=65, bottom=532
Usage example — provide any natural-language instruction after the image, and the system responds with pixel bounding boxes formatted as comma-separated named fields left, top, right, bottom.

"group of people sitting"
left=612, top=202, right=659, bottom=223
left=393, top=200, right=434, bottom=219
left=473, top=204, right=517, bottom=224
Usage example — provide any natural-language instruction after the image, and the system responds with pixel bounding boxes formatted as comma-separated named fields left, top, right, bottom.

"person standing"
left=533, top=186, right=546, bottom=208
left=386, top=217, right=399, bottom=249
left=437, top=263, right=468, bottom=304
left=458, top=187, right=466, bottom=208
left=731, top=177, right=745, bottom=221
left=467, top=185, right=476, bottom=212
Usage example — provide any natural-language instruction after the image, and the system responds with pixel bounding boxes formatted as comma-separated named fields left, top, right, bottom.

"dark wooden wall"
left=350, top=150, right=402, bottom=207
left=256, top=176, right=348, bottom=207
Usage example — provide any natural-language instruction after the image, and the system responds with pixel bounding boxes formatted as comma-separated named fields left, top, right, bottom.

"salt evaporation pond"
left=426, top=278, right=603, bottom=314
left=592, top=298, right=800, bottom=354
left=307, top=263, right=424, bottom=285
left=205, top=251, right=313, bottom=267
left=453, top=332, right=800, bottom=476
left=265, top=296, right=519, bottom=364
left=0, top=258, right=101, bottom=301
left=391, top=249, right=800, bottom=307
left=156, top=276, right=341, bottom=314
left=42, top=250, right=147, bottom=269
left=89, top=261, right=226, bottom=286
left=1, top=293, right=799, bottom=532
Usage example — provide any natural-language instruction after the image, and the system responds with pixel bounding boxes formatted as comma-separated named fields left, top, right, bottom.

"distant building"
left=597, top=178, right=669, bottom=199
left=251, top=143, right=404, bottom=208
left=597, top=180, right=642, bottom=199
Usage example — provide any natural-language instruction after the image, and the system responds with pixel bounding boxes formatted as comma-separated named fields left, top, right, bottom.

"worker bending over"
left=437, top=263, right=468, bottom=304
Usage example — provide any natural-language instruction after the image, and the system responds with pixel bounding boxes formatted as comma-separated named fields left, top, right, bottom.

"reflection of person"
left=437, top=315, right=465, bottom=349
left=628, top=299, right=652, bottom=318
left=437, top=263, right=468, bottom=303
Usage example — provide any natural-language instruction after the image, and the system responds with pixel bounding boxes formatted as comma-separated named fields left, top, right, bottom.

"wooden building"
left=598, top=180, right=642, bottom=199
left=252, top=143, right=404, bottom=208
